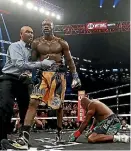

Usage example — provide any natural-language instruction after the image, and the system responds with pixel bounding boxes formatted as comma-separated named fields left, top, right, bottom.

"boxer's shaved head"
left=42, top=18, right=54, bottom=36
left=81, top=97, right=91, bottom=110
left=42, top=19, right=54, bottom=27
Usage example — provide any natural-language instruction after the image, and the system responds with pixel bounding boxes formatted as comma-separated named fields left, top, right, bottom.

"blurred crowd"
left=12, top=102, right=81, bottom=133
left=10, top=101, right=130, bottom=134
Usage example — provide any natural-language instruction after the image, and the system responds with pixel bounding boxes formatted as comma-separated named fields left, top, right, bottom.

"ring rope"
left=11, top=114, right=131, bottom=121
left=88, top=84, right=129, bottom=95
left=65, top=84, right=129, bottom=96
left=13, top=103, right=129, bottom=111
left=65, top=92, right=130, bottom=103
left=12, top=117, right=77, bottom=120
left=97, top=92, right=131, bottom=100
left=109, top=104, right=129, bottom=108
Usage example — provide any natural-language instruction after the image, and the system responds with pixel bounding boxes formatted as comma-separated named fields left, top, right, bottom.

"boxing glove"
left=69, top=130, right=81, bottom=142
left=41, top=59, right=55, bottom=69
left=71, top=73, right=81, bottom=89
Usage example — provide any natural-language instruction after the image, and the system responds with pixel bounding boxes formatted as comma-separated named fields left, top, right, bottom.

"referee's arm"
left=8, top=43, right=42, bottom=70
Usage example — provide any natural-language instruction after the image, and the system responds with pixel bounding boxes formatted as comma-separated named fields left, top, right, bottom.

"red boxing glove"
left=74, top=130, right=81, bottom=138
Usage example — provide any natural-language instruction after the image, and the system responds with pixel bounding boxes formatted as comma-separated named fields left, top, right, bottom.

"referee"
left=0, top=26, right=55, bottom=144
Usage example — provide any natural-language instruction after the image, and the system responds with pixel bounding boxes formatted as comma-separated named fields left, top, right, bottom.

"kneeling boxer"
left=1, top=19, right=81, bottom=150
left=69, top=97, right=130, bottom=143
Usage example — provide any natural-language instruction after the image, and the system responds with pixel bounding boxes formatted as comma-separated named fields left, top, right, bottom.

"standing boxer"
left=1, top=19, right=81, bottom=150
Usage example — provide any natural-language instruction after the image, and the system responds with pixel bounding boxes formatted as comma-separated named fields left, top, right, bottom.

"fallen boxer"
left=69, top=97, right=130, bottom=143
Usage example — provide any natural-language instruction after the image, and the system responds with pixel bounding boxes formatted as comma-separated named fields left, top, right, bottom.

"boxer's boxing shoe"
left=55, top=131, right=65, bottom=144
left=113, top=134, right=130, bottom=143
left=55, top=130, right=62, bottom=142
left=1, top=137, right=28, bottom=150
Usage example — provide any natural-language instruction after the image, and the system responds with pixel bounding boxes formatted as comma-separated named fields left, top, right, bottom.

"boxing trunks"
left=93, top=114, right=121, bottom=135
left=31, top=64, right=66, bottom=110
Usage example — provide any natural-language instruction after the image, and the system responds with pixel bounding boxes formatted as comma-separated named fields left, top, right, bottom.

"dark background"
left=0, top=0, right=130, bottom=94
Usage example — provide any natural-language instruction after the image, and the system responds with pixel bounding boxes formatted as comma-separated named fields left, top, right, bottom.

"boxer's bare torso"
left=88, top=100, right=114, bottom=122
left=31, top=36, right=67, bottom=64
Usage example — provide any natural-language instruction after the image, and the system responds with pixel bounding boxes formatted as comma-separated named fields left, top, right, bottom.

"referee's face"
left=20, top=26, right=34, bottom=44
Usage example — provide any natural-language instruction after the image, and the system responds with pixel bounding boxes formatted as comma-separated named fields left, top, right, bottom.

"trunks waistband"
left=43, top=64, right=67, bottom=72
left=105, top=114, right=116, bottom=119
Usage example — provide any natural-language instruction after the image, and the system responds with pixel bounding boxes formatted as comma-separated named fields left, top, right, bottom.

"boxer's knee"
left=88, top=133, right=98, bottom=143
left=56, top=103, right=63, bottom=112
left=60, top=103, right=63, bottom=109
left=88, top=135, right=96, bottom=143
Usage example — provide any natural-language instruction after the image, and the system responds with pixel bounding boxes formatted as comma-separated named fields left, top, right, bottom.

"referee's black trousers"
left=0, top=74, right=30, bottom=142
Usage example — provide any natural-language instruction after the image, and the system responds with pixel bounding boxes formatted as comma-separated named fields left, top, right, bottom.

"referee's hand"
left=41, top=59, right=55, bottom=67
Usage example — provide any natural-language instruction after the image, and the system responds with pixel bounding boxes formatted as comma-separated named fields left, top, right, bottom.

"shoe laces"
left=16, top=137, right=27, bottom=146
